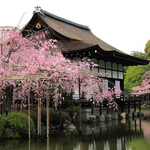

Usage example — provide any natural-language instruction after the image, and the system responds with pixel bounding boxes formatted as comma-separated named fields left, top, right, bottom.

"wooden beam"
left=46, top=83, right=50, bottom=138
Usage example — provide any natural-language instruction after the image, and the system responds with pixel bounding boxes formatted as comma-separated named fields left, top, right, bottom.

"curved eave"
left=63, top=45, right=150, bottom=66
left=108, top=50, right=150, bottom=66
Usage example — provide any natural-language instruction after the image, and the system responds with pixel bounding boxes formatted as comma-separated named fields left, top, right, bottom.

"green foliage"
left=124, top=51, right=149, bottom=95
left=0, top=115, right=4, bottom=137
left=124, top=64, right=150, bottom=95
left=63, top=106, right=79, bottom=117
left=130, top=51, right=146, bottom=59
left=3, top=112, right=35, bottom=137
left=55, top=110, right=71, bottom=124
left=31, top=107, right=71, bottom=125
left=19, top=109, right=37, bottom=128
left=145, top=40, right=150, bottom=59
left=123, top=51, right=146, bottom=81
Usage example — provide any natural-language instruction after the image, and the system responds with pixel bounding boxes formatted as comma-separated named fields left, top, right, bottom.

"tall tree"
left=124, top=64, right=150, bottom=94
left=130, top=51, right=146, bottom=59
left=144, top=40, right=150, bottom=59
left=132, top=70, right=150, bottom=94
left=0, top=27, right=120, bottom=113
left=124, top=51, right=149, bottom=95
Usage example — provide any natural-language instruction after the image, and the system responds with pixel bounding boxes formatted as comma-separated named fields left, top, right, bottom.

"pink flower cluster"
left=0, top=27, right=120, bottom=110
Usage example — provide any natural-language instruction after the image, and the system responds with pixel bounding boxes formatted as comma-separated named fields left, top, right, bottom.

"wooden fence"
left=0, top=104, right=21, bottom=115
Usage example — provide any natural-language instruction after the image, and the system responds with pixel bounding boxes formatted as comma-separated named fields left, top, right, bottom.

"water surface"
left=0, top=109, right=150, bottom=150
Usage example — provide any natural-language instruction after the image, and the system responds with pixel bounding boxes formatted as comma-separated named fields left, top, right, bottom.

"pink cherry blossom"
left=0, top=27, right=120, bottom=111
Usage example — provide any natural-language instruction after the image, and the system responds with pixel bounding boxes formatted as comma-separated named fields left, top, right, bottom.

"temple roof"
left=22, top=8, right=150, bottom=66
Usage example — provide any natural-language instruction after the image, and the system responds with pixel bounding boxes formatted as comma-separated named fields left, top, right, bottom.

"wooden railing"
left=0, top=103, right=21, bottom=115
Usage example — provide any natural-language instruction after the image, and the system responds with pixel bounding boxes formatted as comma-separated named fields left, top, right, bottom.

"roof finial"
left=35, top=6, right=41, bottom=12
left=33, top=6, right=45, bottom=16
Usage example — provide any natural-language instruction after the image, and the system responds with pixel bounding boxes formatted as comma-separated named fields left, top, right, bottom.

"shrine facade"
left=22, top=7, right=149, bottom=99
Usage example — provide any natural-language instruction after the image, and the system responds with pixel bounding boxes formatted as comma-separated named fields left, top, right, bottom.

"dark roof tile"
left=41, top=9, right=90, bottom=30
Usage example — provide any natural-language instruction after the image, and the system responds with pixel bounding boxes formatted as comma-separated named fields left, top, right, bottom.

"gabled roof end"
left=33, top=6, right=90, bottom=31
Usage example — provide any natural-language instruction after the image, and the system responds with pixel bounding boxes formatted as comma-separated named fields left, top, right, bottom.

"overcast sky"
left=1, top=0, right=150, bottom=54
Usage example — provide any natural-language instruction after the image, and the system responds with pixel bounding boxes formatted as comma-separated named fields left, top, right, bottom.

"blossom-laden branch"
left=0, top=27, right=121, bottom=110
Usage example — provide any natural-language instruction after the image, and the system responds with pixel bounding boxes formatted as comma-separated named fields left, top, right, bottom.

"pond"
left=0, top=108, right=150, bottom=150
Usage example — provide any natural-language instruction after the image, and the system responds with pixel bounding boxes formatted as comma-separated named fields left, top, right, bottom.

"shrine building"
left=22, top=7, right=149, bottom=101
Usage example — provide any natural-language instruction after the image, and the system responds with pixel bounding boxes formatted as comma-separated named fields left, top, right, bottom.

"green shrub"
left=55, top=111, right=71, bottom=124
left=31, top=107, right=71, bottom=125
left=3, top=112, right=35, bottom=137
left=31, top=107, right=47, bottom=125
left=63, top=106, right=79, bottom=117
left=19, top=109, right=37, bottom=127
left=0, top=115, right=4, bottom=137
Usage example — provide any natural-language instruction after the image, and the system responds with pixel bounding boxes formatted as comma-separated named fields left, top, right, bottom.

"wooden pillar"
left=128, top=101, right=130, bottom=113
left=30, top=89, right=34, bottom=108
left=47, top=136, right=49, bottom=150
left=134, top=101, right=136, bottom=112
left=37, top=80, right=41, bottom=136
left=79, top=77, right=82, bottom=136
left=46, top=84, right=50, bottom=138
left=135, top=120, right=137, bottom=132
left=139, top=101, right=141, bottom=112
left=29, top=139, right=30, bottom=150
left=91, top=99, right=93, bottom=115
left=71, top=88, right=74, bottom=122
left=140, top=119, right=141, bottom=131
left=28, top=83, right=31, bottom=139
left=38, top=64, right=41, bottom=137
left=107, top=105, right=109, bottom=114
left=122, top=103, right=123, bottom=113
left=100, top=102, right=102, bottom=115
left=129, top=120, right=131, bottom=131
left=59, top=99, right=62, bottom=129
left=148, top=94, right=149, bottom=107
left=59, top=86, right=62, bottom=129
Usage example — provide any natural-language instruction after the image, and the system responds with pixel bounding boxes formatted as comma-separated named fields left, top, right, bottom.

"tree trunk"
left=3, top=85, right=13, bottom=115
left=30, top=90, right=34, bottom=108
left=7, top=85, right=13, bottom=113
left=3, top=94, right=7, bottom=115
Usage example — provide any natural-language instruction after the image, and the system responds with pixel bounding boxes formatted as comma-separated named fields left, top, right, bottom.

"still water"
left=1, top=109, right=150, bottom=150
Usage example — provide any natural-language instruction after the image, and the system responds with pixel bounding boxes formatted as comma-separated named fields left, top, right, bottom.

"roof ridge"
left=41, top=9, right=91, bottom=31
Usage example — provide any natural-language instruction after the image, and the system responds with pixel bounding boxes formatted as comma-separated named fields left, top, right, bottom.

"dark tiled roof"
left=22, top=8, right=150, bottom=65
left=41, top=9, right=90, bottom=31
left=37, top=9, right=121, bottom=52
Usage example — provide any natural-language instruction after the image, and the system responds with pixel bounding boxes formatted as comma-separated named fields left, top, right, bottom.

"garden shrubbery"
left=19, top=109, right=37, bottom=128
left=0, top=105, right=76, bottom=138
left=31, top=107, right=71, bottom=125
left=2, top=112, right=35, bottom=137
left=63, top=106, right=79, bottom=117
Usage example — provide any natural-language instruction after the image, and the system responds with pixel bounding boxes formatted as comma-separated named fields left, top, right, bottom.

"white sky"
left=1, top=0, right=150, bottom=55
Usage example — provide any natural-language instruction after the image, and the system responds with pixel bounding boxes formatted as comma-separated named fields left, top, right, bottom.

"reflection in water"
left=1, top=113, right=150, bottom=149
left=141, top=121, right=150, bottom=143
